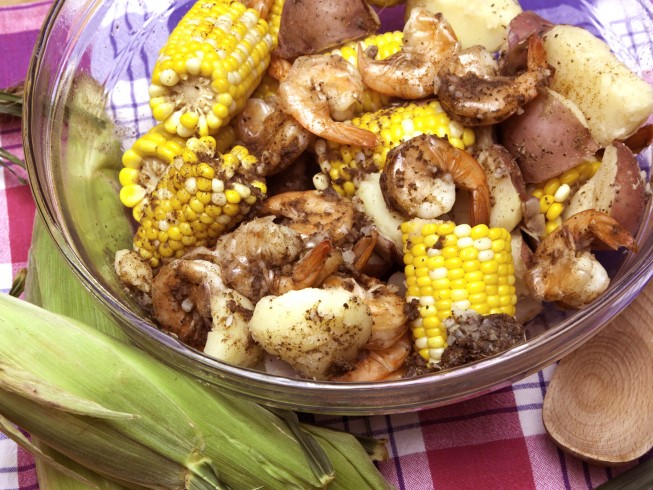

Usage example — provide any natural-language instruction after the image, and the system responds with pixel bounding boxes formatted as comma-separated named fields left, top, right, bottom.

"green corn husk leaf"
left=0, top=293, right=335, bottom=489
left=0, top=85, right=23, bottom=117
left=26, top=218, right=136, bottom=489
left=301, top=425, right=394, bottom=490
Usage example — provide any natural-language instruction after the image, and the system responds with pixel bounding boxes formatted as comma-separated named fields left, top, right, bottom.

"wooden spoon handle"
left=542, top=280, right=653, bottom=466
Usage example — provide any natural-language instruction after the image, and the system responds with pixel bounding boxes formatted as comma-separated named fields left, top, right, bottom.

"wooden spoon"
left=542, top=280, right=653, bottom=466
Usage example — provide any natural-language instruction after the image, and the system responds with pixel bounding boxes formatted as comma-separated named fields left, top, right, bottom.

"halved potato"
left=563, top=142, right=647, bottom=238
left=275, top=0, right=380, bottom=59
left=542, top=25, right=653, bottom=147
left=499, top=88, right=600, bottom=183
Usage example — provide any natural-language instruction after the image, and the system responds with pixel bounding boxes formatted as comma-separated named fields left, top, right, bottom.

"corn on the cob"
left=119, top=124, right=236, bottom=222
left=530, top=159, right=601, bottom=235
left=329, top=31, right=404, bottom=113
left=132, top=136, right=266, bottom=268
left=0, top=293, right=393, bottom=489
left=315, top=100, right=476, bottom=196
left=401, top=220, right=517, bottom=367
left=148, top=0, right=283, bottom=137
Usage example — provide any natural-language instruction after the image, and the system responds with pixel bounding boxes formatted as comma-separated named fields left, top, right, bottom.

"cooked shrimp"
left=357, top=8, right=459, bottom=100
left=436, top=35, right=552, bottom=126
left=151, top=259, right=263, bottom=367
left=151, top=259, right=214, bottom=349
left=332, top=334, right=412, bottom=382
left=322, top=274, right=409, bottom=351
left=234, top=96, right=314, bottom=176
left=524, top=210, right=638, bottom=309
left=380, top=134, right=491, bottom=226
left=258, top=189, right=357, bottom=243
left=277, top=54, right=379, bottom=147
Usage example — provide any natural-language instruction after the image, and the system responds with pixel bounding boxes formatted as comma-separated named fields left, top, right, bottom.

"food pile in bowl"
left=113, top=0, right=652, bottom=382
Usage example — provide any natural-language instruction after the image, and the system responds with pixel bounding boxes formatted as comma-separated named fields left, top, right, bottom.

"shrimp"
left=258, top=189, right=357, bottom=243
left=380, top=134, right=491, bottom=226
left=357, top=8, right=459, bottom=100
left=234, top=96, right=314, bottom=176
left=436, top=35, right=552, bottom=126
left=277, top=54, right=379, bottom=147
left=524, top=210, right=638, bottom=309
left=322, top=274, right=409, bottom=351
left=187, top=216, right=339, bottom=302
left=258, top=189, right=382, bottom=273
left=151, top=259, right=214, bottom=349
left=332, top=334, right=412, bottom=382
left=150, top=259, right=264, bottom=368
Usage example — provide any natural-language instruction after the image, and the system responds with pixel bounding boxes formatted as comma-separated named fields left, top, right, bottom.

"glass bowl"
left=23, top=0, right=653, bottom=415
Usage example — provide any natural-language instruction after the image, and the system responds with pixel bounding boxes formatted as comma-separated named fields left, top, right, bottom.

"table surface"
left=0, top=1, right=651, bottom=489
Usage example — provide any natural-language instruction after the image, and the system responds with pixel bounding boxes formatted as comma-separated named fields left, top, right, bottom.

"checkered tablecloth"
left=1, top=1, right=651, bottom=489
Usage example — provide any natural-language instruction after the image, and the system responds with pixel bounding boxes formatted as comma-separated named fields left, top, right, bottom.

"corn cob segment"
left=401, top=220, right=517, bottom=366
left=148, top=0, right=282, bottom=137
left=133, top=136, right=266, bottom=268
left=119, top=125, right=236, bottom=222
left=315, top=100, right=476, bottom=196
left=530, top=159, right=601, bottom=235
left=329, top=31, right=404, bottom=113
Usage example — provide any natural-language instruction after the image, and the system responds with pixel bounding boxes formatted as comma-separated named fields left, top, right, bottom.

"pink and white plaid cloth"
left=0, top=1, right=650, bottom=489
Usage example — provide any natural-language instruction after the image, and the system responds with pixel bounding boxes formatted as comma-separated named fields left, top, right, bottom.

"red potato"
left=499, top=88, right=600, bottom=184
left=274, top=0, right=380, bottom=60
left=563, top=142, right=647, bottom=238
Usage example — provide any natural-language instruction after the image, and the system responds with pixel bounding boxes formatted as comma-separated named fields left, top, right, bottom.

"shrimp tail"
left=275, top=240, right=333, bottom=293
left=268, top=55, right=292, bottom=81
left=321, top=122, right=380, bottom=147
left=587, top=211, right=639, bottom=252
left=526, top=33, right=549, bottom=72
left=352, top=230, right=379, bottom=271
left=470, top=187, right=492, bottom=227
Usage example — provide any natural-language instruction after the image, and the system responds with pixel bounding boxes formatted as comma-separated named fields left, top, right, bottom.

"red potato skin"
left=605, top=142, right=647, bottom=239
left=498, top=89, right=600, bottom=184
left=274, top=0, right=380, bottom=60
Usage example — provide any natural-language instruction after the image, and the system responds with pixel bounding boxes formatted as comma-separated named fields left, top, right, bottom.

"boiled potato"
left=249, top=288, right=372, bottom=380
left=499, top=88, right=600, bottom=183
left=405, top=0, right=522, bottom=51
left=204, top=288, right=263, bottom=369
left=563, top=142, right=647, bottom=238
left=542, top=25, right=653, bottom=147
